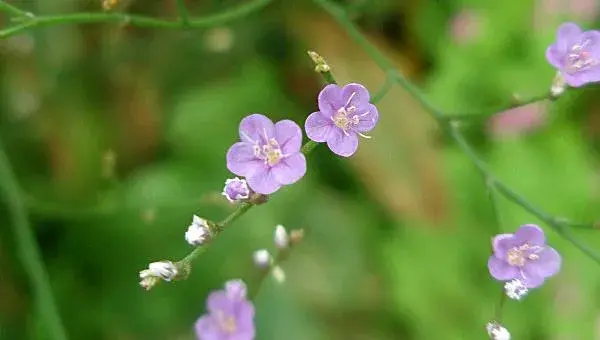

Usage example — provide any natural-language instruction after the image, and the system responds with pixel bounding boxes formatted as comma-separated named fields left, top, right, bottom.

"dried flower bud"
left=504, top=279, right=528, bottom=301
left=550, top=72, right=566, bottom=98
left=185, top=215, right=211, bottom=246
left=289, top=229, right=305, bottom=245
left=253, top=249, right=272, bottom=268
left=307, top=50, right=330, bottom=73
left=274, top=225, right=289, bottom=249
left=139, top=261, right=178, bottom=290
left=486, top=321, right=510, bottom=340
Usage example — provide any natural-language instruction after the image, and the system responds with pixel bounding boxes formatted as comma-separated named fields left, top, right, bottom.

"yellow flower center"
left=216, top=311, right=237, bottom=334
left=254, top=138, right=283, bottom=166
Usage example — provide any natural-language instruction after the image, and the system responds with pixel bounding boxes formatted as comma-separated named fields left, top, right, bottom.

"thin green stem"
left=485, top=178, right=504, bottom=233
left=313, top=0, right=600, bottom=264
left=494, top=287, right=506, bottom=321
left=176, top=0, right=191, bottom=27
left=443, top=93, right=553, bottom=122
left=0, top=141, right=67, bottom=340
left=372, top=72, right=393, bottom=104
left=0, top=0, right=273, bottom=39
left=0, top=0, right=32, bottom=17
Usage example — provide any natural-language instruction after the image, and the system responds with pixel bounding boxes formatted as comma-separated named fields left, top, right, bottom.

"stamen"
left=357, top=132, right=372, bottom=139
left=344, top=91, right=356, bottom=108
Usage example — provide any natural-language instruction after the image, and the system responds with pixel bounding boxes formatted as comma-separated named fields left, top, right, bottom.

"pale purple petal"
left=326, top=129, right=359, bottom=157
left=563, top=72, right=588, bottom=87
left=239, top=113, right=275, bottom=144
left=556, top=22, right=583, bottom=51
left=514, top=224, right=546, bottom=246
left=531, top=247, right=562, bottom=278
left=318, top=84, right=343, bottom=116
left=232, top=301, right=255, bottom=335
left=247, top=169, right=281, bottom=195
left=341, top=83, right=371, bottom=108
left=305, top=111, right=334, bottom=142
left=488, top=256, right=519, bottom=281
left=225, top=279, right=247, bottom=300
left=226, top=142, right=263, bottom=177
left=546, top=44, right=566, bottom=69
left=194, top=315, right=221, bottom=340
left=519, top=266, right=546, bottom=288
left=492, top=234, right=515, bottom=259
left=274, top=120, right=302, bottom=155
left=272, top=153, right=306, bottom=185
left=354, top=103, right=379, bottom=132
left=206, top=291, right=234, bottom=315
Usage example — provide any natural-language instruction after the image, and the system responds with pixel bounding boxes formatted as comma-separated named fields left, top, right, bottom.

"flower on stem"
left=546, top=22, right=600, bottom=87
left=305, top=83, right=379, bottom=157
left=504, top=278, right=529, bottom=301
left=488, top=224, right=561, bottom=288
left=226, top=114, right=306, bottom=195
left=222, top=177, right=250, bottom=203
left=185, top=215, right=211, bottom=246
left=486, top=321, right=510, bottom=340
left=195, top=279, right=255, bottom=340
left=274, top=224, right=289, bottom=249
left=139, top=261, right=178, bottom=290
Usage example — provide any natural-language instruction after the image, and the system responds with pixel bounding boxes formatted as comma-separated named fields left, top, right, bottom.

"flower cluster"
left=225, top=83, right=379, bottom=195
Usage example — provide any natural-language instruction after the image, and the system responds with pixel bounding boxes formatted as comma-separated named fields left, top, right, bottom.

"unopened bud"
left=185, top=215, right=211, bottom=246
left=253, top=249, right=272, bottom=268
left=271, top=265, right=286, bottom=284
left=289, top=229, right=305, bottom=246
left=139, top=261, right=178, bottom=290
left=550, top=72, right=566, bottom=98
left=307, top=50, right=330, bottom=73
left=274, top=225, right=289, bottom=249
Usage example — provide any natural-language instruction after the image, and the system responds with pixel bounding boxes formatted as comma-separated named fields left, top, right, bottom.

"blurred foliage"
left=1, top=0, right=600, bottom=339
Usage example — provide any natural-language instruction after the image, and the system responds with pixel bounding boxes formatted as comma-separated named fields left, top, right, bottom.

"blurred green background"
left=1, top=0, right=600, bottom=339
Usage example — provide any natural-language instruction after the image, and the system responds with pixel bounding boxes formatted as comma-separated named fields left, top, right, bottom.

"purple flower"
left=222, top=177, right=250, bottom=203
left=546, top=22, right=600, bottom=87
left=195, top=279, right=255, bottom=340
left=226, top=114, right=306, bottom=195
left=305, top=83, right=379, bottom=157
left=488, top=224, right=561, bottom=288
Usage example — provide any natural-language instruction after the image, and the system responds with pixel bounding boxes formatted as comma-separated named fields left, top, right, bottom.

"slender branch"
left=313, top=0, right=600, bottom=264
left=0, top=0, right=32, bottom=18
left=485, top=178, right=504, bottom=233
left=372, top=72, right=393, bottom=104
left=442, top=93, right=552, bottom=121
left=0, top=141, right=67, bottom=340
left=176, top=0, right=191, bottom=27
left=0, top=0, right=273, bottom=39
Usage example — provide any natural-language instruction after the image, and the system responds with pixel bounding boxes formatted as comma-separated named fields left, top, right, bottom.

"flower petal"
left=326, top=129, right=359, bottom=157
left=226, top=142, right=264, bottom=177
left=275, top=120, right=302, bottom=155
left=318, top=84, right=343, bottom=117
left=545, top=44, right=566, bottom=69
left=232, top=300, right=256, bottom=337
left=514, top=224, right=545, bottom=245
left=206, top=291, right=234, bottom=314
left=247, top=169, right=281, bottom=195
left=194, top=315, right=222, bottom=340
left=341, top=83, right=371, bottom=108
left=354, top=103, right=379, bottom=132
left=526, top=246, right=562, bottom=281
left=519, top=266, right=546, bottom=288
left=492, top=234, right=515, bottom=259
left=488, top=256, right=519, bottom=281
left=563, top=72, right=588, bottom=87
left=305, top=111, right=334, bottom=142
left=239, top=114, right=275, bottom=144
left=272, top=153, right=306, bottom=185
left=556, top=22, right=583, bottom=51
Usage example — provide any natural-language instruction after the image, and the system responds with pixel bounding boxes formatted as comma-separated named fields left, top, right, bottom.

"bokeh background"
left=1, top=0, right=600, bottom=339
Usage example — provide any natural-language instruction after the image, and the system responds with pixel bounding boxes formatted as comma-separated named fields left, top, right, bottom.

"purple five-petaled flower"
left=305, top=83, right=379, bottom=157
left=226, top=114, right=306, bottom=195
left=195, top=279, right=255, bottom=340
left=546, top=22, right=600, bottom=87
left=488, top=224, right=561, bottom=288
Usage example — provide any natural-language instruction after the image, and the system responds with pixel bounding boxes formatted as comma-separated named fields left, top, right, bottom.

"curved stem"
left=442, top=93, right=552, bottom=122
left=0, top=141, right=68, bottom=340
left=312, top=0, right=600, bottom=264
left=0, top=0, right=32, bottom=17
left=176, top=0, right=191, bottom=27
left=0, top=0, right=273, bottom=39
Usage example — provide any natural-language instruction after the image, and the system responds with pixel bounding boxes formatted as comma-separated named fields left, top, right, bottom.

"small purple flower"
left=488, top=224, right=561, bottom=288
left=195, top=279, right=255, bottom=340
left=305, top=83, right=379, bottom=157
left=222, top=177, right=250, bottom=203
left=546, top=22, right=600, bottom=87
left=226, top=114, right=306, bottom=195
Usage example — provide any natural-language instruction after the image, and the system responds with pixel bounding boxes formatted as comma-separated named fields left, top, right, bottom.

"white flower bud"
left=252, top=249, right=272, bottom=268
left=486, top=321, right=510, bottom=340
left=271, top=265, right=286, bottom=284
left=504, top=279, right=528, bottom=301
left=274, top=224, right=289, bottom=249
left=139, top=261, right=178, bottom=290
left=185, top=215, right=210, bottom=246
